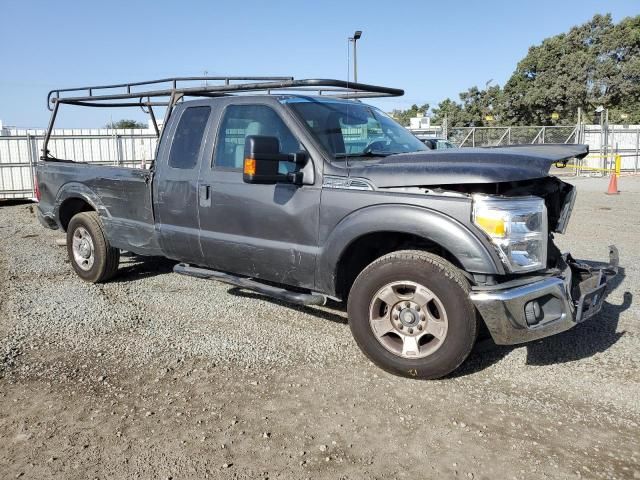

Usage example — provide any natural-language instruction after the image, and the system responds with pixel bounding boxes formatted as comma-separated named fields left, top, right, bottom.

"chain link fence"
left=436, top=124, right=639, bottom=175
left=447, top=126, right=578, bottom=147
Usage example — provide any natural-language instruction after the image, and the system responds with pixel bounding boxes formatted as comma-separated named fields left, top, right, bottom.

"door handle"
left=199, top=184, right=211, bottom=207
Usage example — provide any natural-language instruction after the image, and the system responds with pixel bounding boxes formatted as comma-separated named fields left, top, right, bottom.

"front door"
left=197, top=102, right=321, bottom=289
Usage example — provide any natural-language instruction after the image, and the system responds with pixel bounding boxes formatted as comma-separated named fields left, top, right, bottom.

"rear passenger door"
left=154, top=104, right=212, bottom=264
left=197, top=100, right=321, bottom=289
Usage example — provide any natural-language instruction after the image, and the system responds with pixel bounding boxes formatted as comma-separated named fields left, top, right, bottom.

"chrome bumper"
left=470, top=246, right=618, bottom=345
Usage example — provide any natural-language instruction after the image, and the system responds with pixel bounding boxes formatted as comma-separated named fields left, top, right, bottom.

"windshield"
left=283, top=97, right=427, bottom=159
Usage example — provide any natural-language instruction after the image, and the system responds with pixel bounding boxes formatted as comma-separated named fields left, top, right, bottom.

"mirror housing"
left=242, top=135, right=308, bottom=185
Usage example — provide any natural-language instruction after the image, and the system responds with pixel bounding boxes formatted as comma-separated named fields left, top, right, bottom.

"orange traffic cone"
left=606, top=173, right=619, bottom=195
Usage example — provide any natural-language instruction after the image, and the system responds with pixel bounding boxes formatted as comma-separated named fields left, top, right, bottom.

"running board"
left=173, top=263, right=327, bottom=306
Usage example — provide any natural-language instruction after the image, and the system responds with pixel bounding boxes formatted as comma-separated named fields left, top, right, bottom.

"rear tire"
left=347, top=250, right=478, bottom=379
left=67, top=211, right=120, bottom=283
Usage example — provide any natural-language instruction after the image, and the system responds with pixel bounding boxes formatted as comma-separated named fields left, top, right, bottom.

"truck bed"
left=36, top=161, right=162, bottom=256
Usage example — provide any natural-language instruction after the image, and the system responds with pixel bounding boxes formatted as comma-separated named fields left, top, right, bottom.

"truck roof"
left=178, top=94, right=368, bottom=106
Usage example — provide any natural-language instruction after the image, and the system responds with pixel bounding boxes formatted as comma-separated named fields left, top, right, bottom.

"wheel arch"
left=54, top=183, right=107, bottom=231
left=317, top=204, right=503, bottom=299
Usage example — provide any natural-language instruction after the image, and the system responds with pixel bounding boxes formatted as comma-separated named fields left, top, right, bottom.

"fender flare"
left=316, top=204, right=504, bottom=295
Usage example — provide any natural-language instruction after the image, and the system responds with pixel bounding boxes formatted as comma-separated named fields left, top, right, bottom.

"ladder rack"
left=42, top=76, right=404, bottom=160
left=46, top=77, right=404, bottom=110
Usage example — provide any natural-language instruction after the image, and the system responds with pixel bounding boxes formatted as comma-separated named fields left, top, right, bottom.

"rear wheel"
left=347, top=250, right=478, bottom=379
left=67, top=211, right=120, bottom=283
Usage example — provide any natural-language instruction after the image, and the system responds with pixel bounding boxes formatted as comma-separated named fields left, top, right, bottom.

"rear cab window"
left=168, top=106, right=211, bottom=169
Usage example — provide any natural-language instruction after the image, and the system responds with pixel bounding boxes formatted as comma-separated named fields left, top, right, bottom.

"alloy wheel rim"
left=368, top=281, right=448, bottom=359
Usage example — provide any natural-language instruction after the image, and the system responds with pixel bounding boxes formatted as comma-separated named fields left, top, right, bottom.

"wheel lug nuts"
left=418, top=325, right=423, bottom=331
left=409, top=328, right=414, bottom=334
left=398, top=325, right=403, bottom=330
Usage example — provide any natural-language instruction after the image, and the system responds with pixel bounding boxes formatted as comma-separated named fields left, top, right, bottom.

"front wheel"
left=67, top=211, right=120, bottom=283
left=347, top=250, right=478, bottom=379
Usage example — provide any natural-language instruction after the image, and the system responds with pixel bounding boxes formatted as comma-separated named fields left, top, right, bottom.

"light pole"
left=349, top=30, right=362, bottom=83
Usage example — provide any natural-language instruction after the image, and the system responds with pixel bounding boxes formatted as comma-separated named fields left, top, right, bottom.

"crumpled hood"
left=346, top=144, right=589, bottom=188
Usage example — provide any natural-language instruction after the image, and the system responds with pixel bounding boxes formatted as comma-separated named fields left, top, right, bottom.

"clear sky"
left=1, top=0, right=638, bottom=128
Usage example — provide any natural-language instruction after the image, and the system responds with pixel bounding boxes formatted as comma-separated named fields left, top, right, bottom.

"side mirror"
left=242, top=135, right=308, bottom=185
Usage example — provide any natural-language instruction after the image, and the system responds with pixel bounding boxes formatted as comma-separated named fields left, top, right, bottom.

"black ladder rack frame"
left=41, top=76, right=404, bottom=160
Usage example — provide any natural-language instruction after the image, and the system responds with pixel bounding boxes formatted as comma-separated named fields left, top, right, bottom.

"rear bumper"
left=470, top=246, right=618, bottom=345
left=36, top=206, right=59, bottom=230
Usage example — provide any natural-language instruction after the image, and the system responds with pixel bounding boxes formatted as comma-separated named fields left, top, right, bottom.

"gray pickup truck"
left=35, top=77, right=618, bottom=379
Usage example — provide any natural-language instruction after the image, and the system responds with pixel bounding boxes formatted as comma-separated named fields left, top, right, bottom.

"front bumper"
left=470, top=246, right=618, bottom=345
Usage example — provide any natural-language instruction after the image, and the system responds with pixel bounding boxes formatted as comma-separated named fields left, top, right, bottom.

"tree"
left=431, top=98, right=465, bottom=127
left=459, top=85, right=505, bottom=126
left=105, top=119, right=147, bottom=129
left=431, top=85, right=505, bottom=127
left=421, top=14, right=640, bottom=127
left=389, top=103, right=430, bottom=126
left=502, top=14, right=640, bottom=125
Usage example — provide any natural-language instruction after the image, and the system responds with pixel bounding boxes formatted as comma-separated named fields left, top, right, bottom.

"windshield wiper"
left=334, top=150, right=394, bottom=158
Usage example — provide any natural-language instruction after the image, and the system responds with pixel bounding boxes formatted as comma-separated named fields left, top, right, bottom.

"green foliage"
left=105, top=119, right=147, bottom=129
left=415, top=14, right=640, bottom=127
left=431, top=85, right=505, bottom=127
left=503, top=14, right=640, bottom=125
left=389, top=103, right=430, bottom=126
left=431, top=98, right=464, bottom=127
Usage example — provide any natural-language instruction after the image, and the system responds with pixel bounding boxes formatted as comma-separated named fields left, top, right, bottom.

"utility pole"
left=349, top=30, right=363, bottom=83
left=576, top=107, right=582, bottom=144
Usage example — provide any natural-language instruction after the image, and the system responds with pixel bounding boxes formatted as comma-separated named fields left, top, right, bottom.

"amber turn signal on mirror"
left=243, top=158, right=256, bottom=176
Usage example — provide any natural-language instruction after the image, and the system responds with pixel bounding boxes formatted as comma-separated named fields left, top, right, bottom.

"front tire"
left=67, top=211, right=120, bottom=283
left=347, top=250, right=478, bottom=379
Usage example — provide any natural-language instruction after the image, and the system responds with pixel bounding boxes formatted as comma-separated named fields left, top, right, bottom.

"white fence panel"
left=582, top=126, right=640, bottom=172
left=0, top=128, right=158, bottom=199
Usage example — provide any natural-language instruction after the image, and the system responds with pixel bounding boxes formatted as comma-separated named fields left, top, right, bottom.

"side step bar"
left=173, top=263, right=327, bottom=306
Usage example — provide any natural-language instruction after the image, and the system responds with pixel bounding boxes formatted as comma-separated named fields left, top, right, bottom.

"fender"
left=53, top=182, right=110, bottom=229
left=316, top=204, right=504, bottom=295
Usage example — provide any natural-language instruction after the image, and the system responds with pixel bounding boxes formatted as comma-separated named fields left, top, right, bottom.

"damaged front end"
left=435, top=176, right=618, bottom=345
left=364, top=144, right=617, bottom=344
left=390, top=176, right=619, bottom=345
left=470, top=246, right=618, bottom=345
left=414, top=176, right=577, bottom=272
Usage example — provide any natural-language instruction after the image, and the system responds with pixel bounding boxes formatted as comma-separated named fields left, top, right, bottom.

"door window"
left=214, top=104, right=302, bottom=173
left=168, top=106, right=211, bottom=169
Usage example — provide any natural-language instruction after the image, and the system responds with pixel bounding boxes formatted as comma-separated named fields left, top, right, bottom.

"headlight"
left=472, top=195, right=548, bottom=273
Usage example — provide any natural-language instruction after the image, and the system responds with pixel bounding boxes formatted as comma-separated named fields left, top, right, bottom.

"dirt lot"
left=1, top=176, right=639, bottom=479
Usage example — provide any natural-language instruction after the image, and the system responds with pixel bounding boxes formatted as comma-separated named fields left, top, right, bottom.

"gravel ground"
left=1, top=176, right=639, bottom=479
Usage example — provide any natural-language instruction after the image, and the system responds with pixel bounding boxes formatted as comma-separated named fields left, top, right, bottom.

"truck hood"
left=346, top=144, right=588, bottom=188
